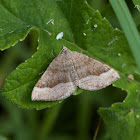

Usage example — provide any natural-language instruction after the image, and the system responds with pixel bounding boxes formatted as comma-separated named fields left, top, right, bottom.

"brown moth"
left=32, top=46, right=120, bottom=101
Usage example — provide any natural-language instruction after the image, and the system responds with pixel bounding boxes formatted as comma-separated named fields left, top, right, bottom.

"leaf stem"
left=39, top=104, right=62, bottom=140
left=93, top=117, right=101, bottom=140
left=110, top=0, right=140, bottom=68
left=77, top=93, right=91, bottom=140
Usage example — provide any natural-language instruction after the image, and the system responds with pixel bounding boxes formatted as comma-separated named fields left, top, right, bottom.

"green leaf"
left=0, top=2, right=30, bottom=50
left=99, top=73, right=140, bottom=140
left=0, top=135, right=8, bottom=140
left=0, top=0, right=75, bottom=109
left=133, top=0, right=140, bottom=11
left=110, top=0, right=140, bottom=68
left=98, top=1, right=140, bottom=138
left=0, top=0, right=140, bottom=116
left=0, top=0, right=74, bottom=50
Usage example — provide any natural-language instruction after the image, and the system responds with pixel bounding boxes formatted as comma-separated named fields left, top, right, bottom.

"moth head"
left=62, top=45, right=68, bottom=52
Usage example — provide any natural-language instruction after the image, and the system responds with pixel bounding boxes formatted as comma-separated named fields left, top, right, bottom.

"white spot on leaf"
left=107, top=36, right=118, bottom=46
left=118, top=53, right=121, bottom=56
left=9, top=31, right=14, bottom=33
left=44, top=30, right=51, bottom=35
left=46, top=19, right=54, bottom=25
left=56, top=32, right=63, bottom=40
left=39, top=71, right=44, bottom=75
left=51, top=50, right=55, bottom=57
left=134, top=5, right=140, bottom=11
left=94, top=24, right=97, bottom=28
left=134, top=70, right=140, bottom=76
left=122, top=63, right=126, bottom=68
left=115, top=28, right=119, bottom=31
left=83, top=33, right=86, bottom=36
left=86, top=17, right=92, bottom=24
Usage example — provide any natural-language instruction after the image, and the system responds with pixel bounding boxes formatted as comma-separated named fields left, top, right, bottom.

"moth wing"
left=70, top=51, right=120, bottom=90
left=32, top=51, right=77, bottom=101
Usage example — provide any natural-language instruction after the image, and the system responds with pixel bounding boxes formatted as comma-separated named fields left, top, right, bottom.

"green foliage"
left=0, top=0, right=132, bottom=110
left=0, top=0, right=140, bottom=139
left=0, top=135, right=8, bottom=140
left=110, top=0, right=140, bottom=68
left=133, top=0, right=140, bottom=11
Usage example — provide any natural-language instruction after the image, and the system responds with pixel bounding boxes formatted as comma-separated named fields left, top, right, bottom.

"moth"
left=32, top=46, right=120, bottom=101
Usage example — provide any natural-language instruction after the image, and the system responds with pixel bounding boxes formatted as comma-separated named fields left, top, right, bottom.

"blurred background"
left=0, top=0, right=139, bottom=140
